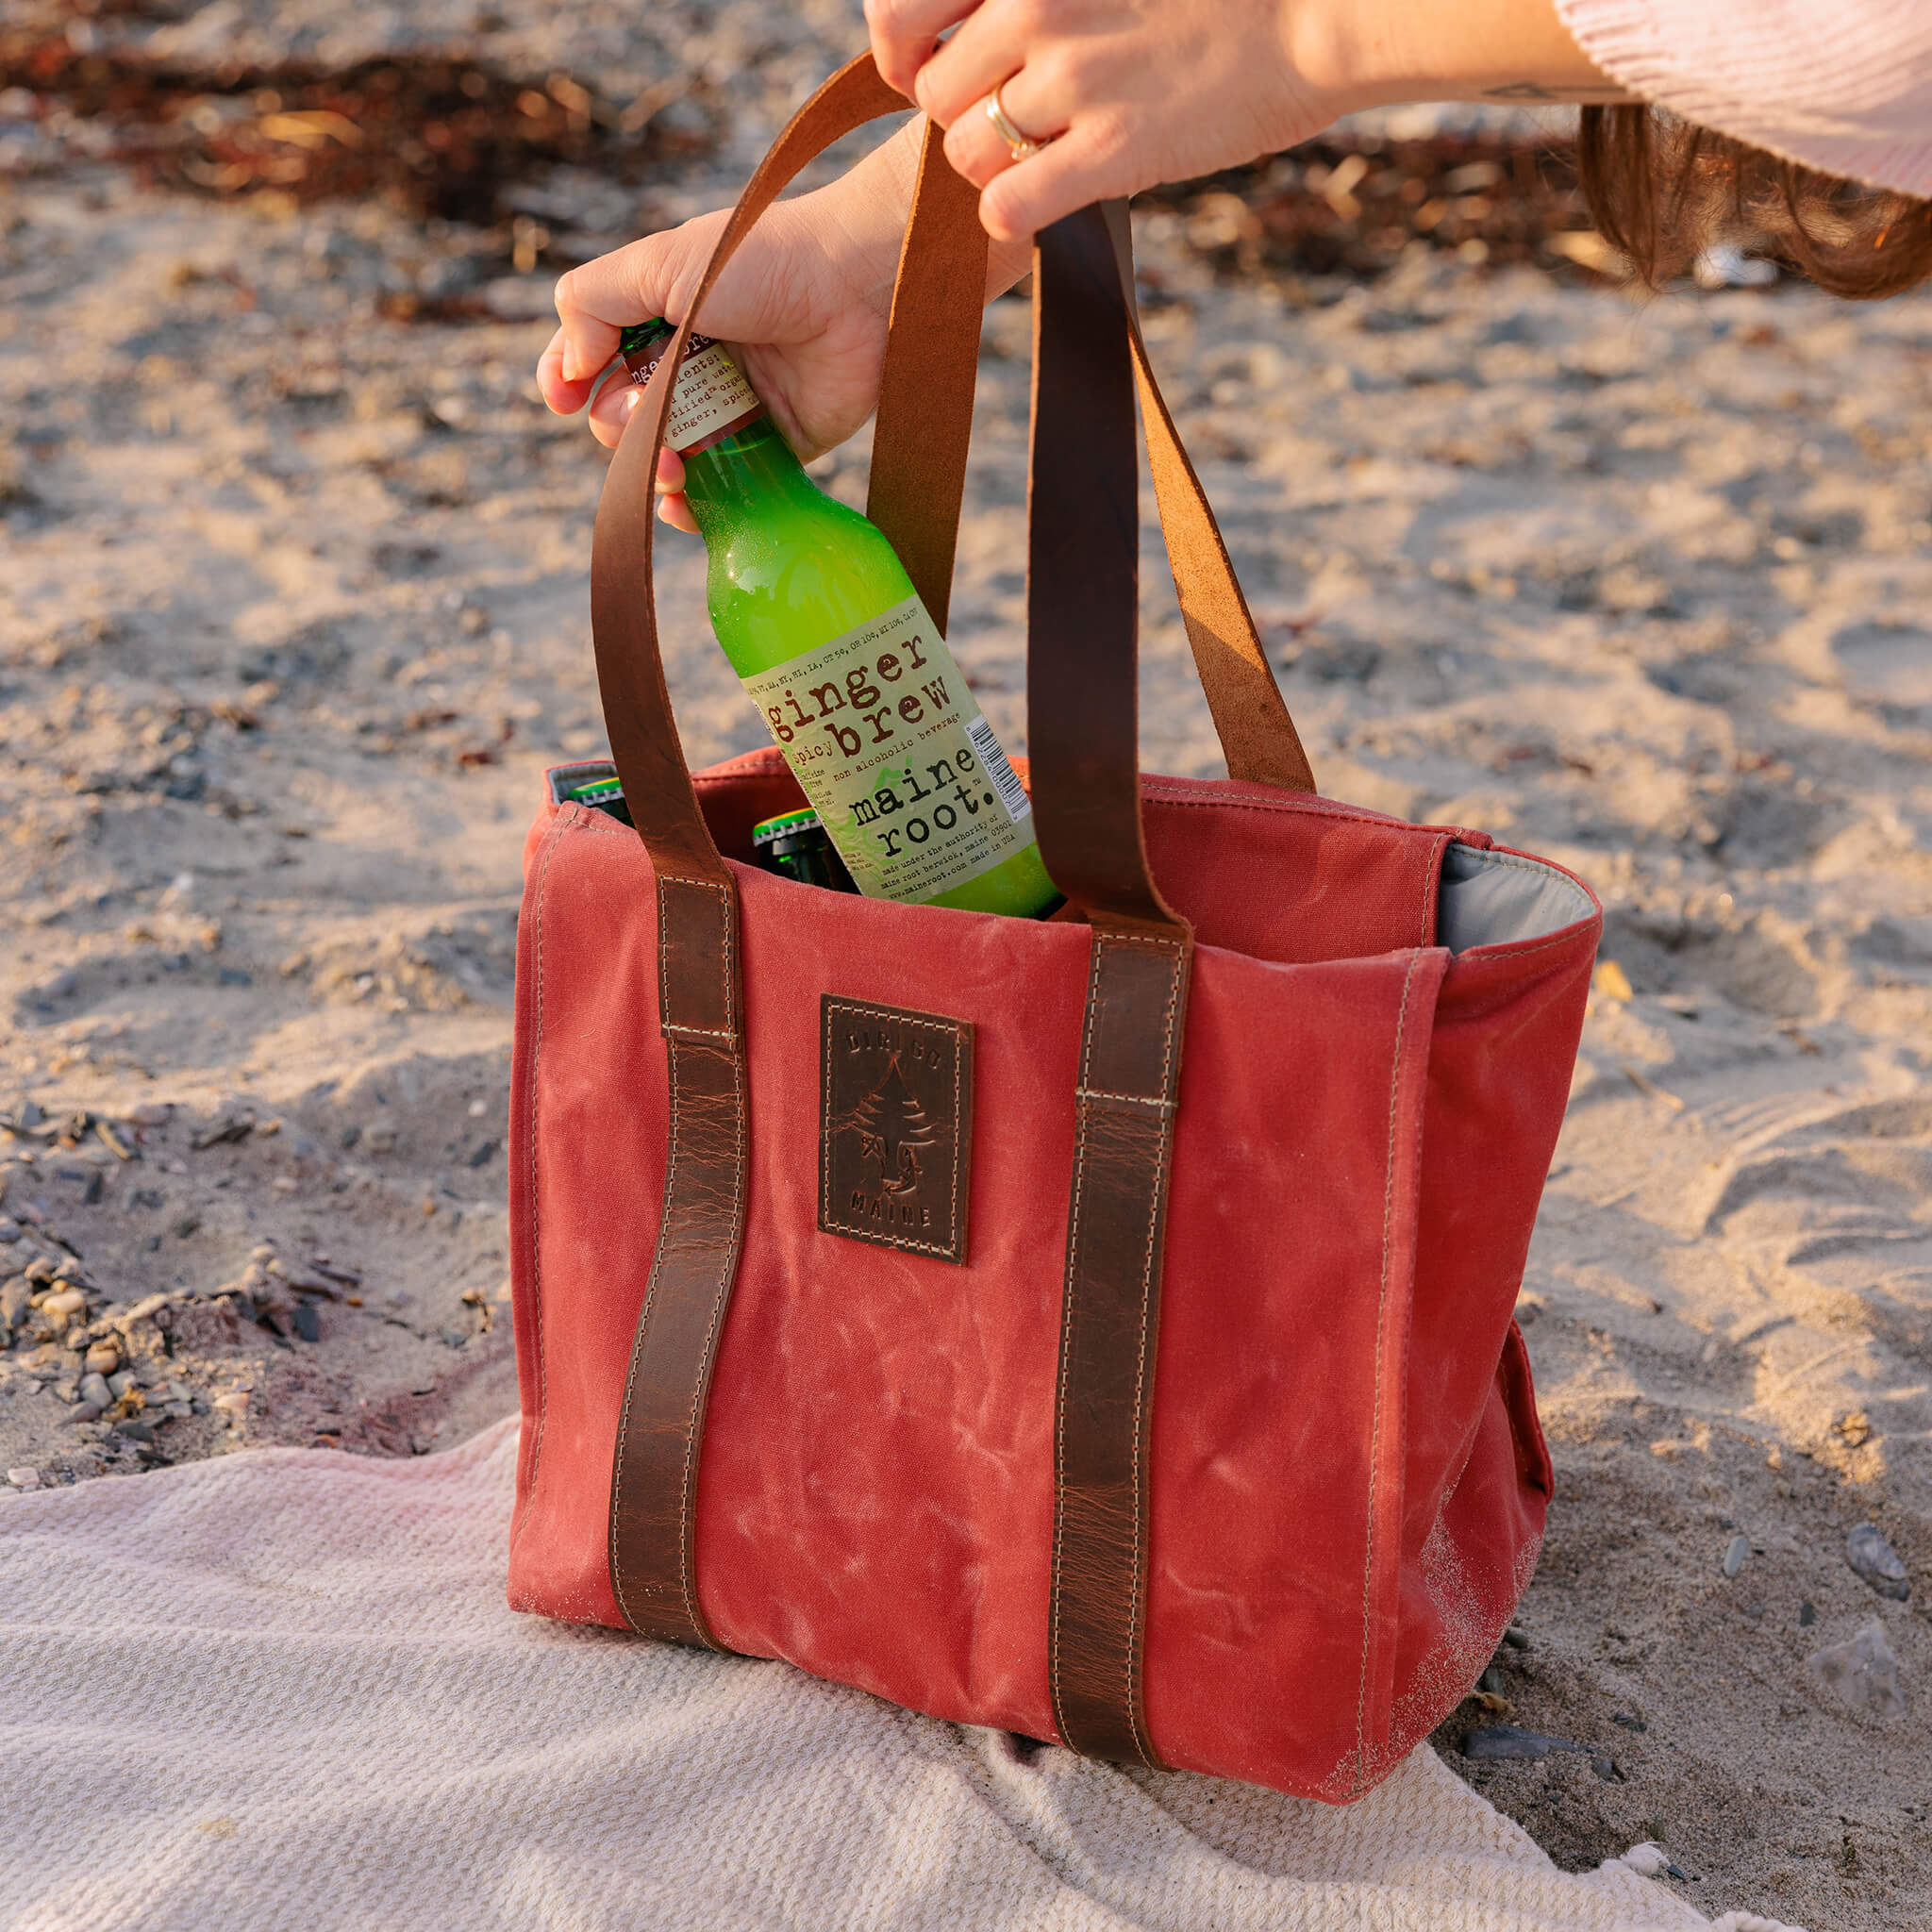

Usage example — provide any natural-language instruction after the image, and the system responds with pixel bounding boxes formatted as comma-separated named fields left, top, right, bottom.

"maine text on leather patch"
left=821, top=996, right=973, bottom=1262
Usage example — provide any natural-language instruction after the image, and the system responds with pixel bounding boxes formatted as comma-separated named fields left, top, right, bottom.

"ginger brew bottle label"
left=742, top=595, right=1034, bottom=902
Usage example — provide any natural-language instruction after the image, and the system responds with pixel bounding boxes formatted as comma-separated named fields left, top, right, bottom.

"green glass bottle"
left=619, top=320, right=1059, bottom=917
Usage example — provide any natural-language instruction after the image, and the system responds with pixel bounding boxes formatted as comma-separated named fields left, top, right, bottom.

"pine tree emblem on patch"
left=820, top=996, right=973, bottom=1263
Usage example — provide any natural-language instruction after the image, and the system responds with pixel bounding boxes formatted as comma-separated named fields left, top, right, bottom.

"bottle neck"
left=617, top=323, right=821, bottom=544
left=680, top=417, right=819, bottom=540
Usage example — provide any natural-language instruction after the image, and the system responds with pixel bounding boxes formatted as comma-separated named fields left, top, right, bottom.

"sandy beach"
left=3, top=5, right=1930, bottom=1926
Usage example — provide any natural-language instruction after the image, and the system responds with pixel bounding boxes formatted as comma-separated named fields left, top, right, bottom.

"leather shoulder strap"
left=868, top=187, right=1315, bottom=791
left=608, top=872, right=746, bottom=1648
left=1104, top=206, right=1315, bottom=793
left=599, top=53, right=908, bottom=1652
left=1029, top=205, right=1194, bottom=1768
left=866, top=115, right=988, bottom=636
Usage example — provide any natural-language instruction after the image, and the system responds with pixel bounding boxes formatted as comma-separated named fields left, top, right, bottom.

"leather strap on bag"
left=1028, top=204, right=1193, bottom=1769
left=868, top=181, right=1314, bottom=791
left=596, top=57, right=908, bottom=1650
left=865, top=115, right=988, bottom=637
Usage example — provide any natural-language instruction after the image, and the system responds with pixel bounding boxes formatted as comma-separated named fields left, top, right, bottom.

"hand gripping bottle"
left=620, top=320, right=1059, bottom=917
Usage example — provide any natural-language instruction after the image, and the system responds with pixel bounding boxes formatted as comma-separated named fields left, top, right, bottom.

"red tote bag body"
left=507, top=55, right=1597, bottom=1803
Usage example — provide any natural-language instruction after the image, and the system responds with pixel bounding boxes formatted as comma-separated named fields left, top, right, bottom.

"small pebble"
left=1799, top=1600, right=1818, bottom=1627
left=84, top=1341, right=120, bottom=1376
left=1722, top=1534, right=1750, bottom=1577
left=114, top=1419, right=156, bottom=1444
left=211, top=1391, right=249, bottom=1413
left=0, top=1218, right=20, bottom=1242
left=68, top=1399, right=104, bottom=1424
left=43, top=1287, right=86, bottom=1321
left=1479, top=1665, right=1507, bottom=1694
left=108, top=1369, right=137, bottom=1397
left=1807, top=1621, right=1906, bottom=1719
left=1461, top=1724, right=1585, bottom=1762
left=5, top=1468, right=40, bottom=1489
left=1502, top=1625, right=1530, bottom=1649
left=77, top=1371, right=112, bottom=1409
left=1845, top=1524, right=1909, bottom=1602
left=293, top=1302, right=321, bottom=1343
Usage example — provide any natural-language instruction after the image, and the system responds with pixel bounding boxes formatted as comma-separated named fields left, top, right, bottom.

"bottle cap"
left=751, top=808, right=822, bottom=848
left=618, top=319, right=673, bottom=358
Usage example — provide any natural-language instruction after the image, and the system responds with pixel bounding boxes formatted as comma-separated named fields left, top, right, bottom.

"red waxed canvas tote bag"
left=507, top=54, right=1601, bottom=1802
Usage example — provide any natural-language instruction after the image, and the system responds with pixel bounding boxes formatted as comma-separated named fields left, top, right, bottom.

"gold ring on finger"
left=986, top=84, right=1041, bottom=162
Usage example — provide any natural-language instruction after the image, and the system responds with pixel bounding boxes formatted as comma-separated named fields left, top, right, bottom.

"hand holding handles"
left=591, top=50, right=1317, bottom=924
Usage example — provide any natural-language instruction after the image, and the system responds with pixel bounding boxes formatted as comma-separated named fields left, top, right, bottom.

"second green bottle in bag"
left=620, top=320, right=1059, bottom=919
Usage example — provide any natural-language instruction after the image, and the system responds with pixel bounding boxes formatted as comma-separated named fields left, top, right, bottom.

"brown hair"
left=1577, top=104, right=1932, bottom=298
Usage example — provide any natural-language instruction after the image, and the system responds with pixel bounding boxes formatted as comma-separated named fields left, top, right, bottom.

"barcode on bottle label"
left=966, top=716, right=1032, bottom=824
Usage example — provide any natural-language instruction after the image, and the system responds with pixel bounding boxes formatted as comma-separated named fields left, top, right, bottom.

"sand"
left=3, top=9, right=1930, bottom=1928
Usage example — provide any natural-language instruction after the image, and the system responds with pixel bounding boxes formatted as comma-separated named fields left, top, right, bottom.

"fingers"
left=652, top=446, right=696, bottom=534
left=537, top=325, right=606, bottom=416
left=543, top=206, right=741, bottom=415
left=909, top=0, right=1036, bottom=129
left=586, top=370, right=641, bottom=448
left=576, top=382, right=698, bottom=531
left=940, top=60, right=1066, bottom=188
left=976, top=113, right=1134, bottom=241
left=864, top=0, right=982, bottom=99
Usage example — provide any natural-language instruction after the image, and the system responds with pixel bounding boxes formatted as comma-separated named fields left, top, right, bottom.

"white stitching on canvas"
left=508, top=809, right=569, bottom=1562
left=1354, top=949, right=1420, bottom=1791
left=1051, top=927, right=1188, bottom=1771
left=1049, top=929, right=1109, bottom=1747
left=1124, top=933, right=1185, bottom=1769
left=1075, top=1087, right=1177, bottom=1112
left=1419, top=833, right=1448, bottom=945
left=674, top=883, right=741, bottom=1642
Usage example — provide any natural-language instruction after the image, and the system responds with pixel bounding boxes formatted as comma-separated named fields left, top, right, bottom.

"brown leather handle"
left=1024, top=203, right=1183, bottom=932
left=591, top=55, right=908, bottom=887
left=867, top=144, right=1315, bottom=794
left=1029, top=207, right=1194, bottom=1769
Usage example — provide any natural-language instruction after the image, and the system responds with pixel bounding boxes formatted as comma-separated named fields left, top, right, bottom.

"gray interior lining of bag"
left=547, top=759, right=620, bottom=803
left=1437, top=841, right=1594, bottom=953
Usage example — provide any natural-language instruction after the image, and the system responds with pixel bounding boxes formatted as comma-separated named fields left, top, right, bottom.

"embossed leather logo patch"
left=821, top=996, right=973, bottom=1263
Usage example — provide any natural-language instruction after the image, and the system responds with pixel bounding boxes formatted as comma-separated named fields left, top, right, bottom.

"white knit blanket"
left=0, top=1423, right=1791, bottom=1931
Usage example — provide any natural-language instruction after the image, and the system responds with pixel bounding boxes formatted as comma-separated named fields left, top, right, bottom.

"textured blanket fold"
left=0, top=1424, right=1788, bottom=1931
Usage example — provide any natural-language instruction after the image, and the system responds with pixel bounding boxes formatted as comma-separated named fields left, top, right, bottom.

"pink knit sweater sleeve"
left=1556, top=0, right=1932, bottom=194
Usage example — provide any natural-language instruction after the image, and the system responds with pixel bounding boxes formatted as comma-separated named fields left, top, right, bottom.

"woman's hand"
left=867, top=0, right=1628, bottom=242
left=537, top=117, right=1029, bottom=529
left=539, top=0, right=1623, bottom=510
